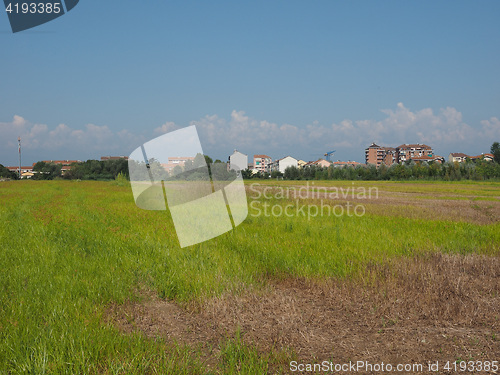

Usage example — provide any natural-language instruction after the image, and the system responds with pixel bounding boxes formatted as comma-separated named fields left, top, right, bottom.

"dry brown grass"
left=108, top=253, right=500, bottom=373
left=247, top=183, right=500, bottom=224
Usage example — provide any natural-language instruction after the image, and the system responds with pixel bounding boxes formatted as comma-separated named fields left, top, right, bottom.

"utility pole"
left=18, top=136, right=21, bottom=180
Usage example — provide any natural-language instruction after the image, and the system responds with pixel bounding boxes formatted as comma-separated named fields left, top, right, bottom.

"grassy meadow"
left=0, top=180, right=499, bottom=373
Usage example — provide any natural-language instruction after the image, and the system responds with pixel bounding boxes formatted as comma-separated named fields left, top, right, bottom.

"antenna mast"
left=18, top=136, right=21, bottom=179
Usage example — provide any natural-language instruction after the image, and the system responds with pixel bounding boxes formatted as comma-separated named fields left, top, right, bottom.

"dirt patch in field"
left=364, top=195, right=500, bottom=225
left=248, top=184, right=500, bottom=225
left=108, top=253, right=500, bottom=373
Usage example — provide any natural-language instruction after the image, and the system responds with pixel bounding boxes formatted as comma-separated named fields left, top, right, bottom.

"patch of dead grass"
left=107, top=253, right=500, bottom=373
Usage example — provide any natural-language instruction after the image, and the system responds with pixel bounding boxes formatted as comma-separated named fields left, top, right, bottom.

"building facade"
left=253, top=154, right=272, bottom=173
left=449, top=152, right=494, bottom=163
left=271, top=156, right=298, bottom=173
left=365, top=143, right=396, bottom=167
left=366, top=143, right=435, bottom=166
left=229, top=150, right=248, bottom=171
left=396, top=144, right=433, bottom=164
left=304, top=159, right=332, bottom=168
left=409, top=155, right=444, bottom=164
left=161, top=156, right=195, bottom=173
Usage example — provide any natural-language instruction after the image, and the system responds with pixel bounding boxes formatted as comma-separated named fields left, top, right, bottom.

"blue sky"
left=1, top=0, right=499, bottom=165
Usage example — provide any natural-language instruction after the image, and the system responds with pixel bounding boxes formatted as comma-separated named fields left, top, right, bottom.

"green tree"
left=491, top=142, right=500, bottom=163
left=284, top=166, right=300, bottom=180
left=0, top=164, right=17, bottom=179
left=241, top=168, right=253, bottom=179
left=271, top=170, right=283, bottom=179
left=32, top=162, right=62, bottom=180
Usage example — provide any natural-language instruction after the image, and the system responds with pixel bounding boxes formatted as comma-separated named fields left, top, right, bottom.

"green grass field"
left=0, top=180, right=499, bottom=374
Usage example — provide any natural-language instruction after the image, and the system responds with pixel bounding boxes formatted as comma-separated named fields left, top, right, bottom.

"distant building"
left=304, top=159, right=332, bottom=168
left=448, top=153, right=469, bottom=163
left=396, top=144, right=433, bottom=164
left=21, top=171, right=34, bottom=179
left=365, top=143, right=383, bottom=166
left=161, top=156, right=195, bottom=173
left=409, top=155, right=444, bottom=164
left=6, top=166, right=35, bottom=179
left=365, top=143, right=396, bottom=167
left=11, top=161, right=79, bottom=176
left=253, top=155, right=272, bottom=173
left=382, top=148, right=397, bottom=166
left=297, top=159, right=307, bottom=168
left=470, top=153, right=494, bottom=162
left=449, top=152, right=494, bottom=163
left=61, top=165, right=73, bottom=174
left=271, top=156, right=298, bottom=173
left=366, top=143, right=434, bottom=166
left=229, top=150, right=248, bottom=171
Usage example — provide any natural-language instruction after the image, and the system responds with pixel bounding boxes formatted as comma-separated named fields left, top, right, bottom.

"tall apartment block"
left=365, top=143, right=396, bottom=167
left=365, top=143, right=433, bottom=166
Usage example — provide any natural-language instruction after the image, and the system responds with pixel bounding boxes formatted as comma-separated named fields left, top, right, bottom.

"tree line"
left=2, top=142, right=499, bottom=181
left=271, top=158, right=500, bottom=181
left=0, top=159, right=130, bottom=180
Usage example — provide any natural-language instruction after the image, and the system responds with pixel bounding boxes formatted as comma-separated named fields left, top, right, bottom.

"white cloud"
left=479, top=117, right=500, bottom=140
left=13, top=115, right=26, bottom=127
left=154, top=121, right=179, bottom=135
left=0, top=116, right=144, bottom=164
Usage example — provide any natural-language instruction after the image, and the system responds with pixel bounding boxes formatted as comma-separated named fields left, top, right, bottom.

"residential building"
left=304, top=159, right=332, bottom=168
left=382, top=147, right=397, bottom=166
left=297, top=159, right=307, bottom=168
left=365, top=143, right=383, bottom=166
left=161, top=156, right=195, bottom=173
left=61, top=165, right=73, bottom=174
left=448, top=153, right=468, bottom=163
left=471, top=153, right=494, bottom=162
left=253, top=155, right=272, bottom=173
left=409, top=155, right=444, bottom=164
left=396, top=144, right=433, bottom=164
left=365, top=143, right=396, bottom=167
left=6, top=166, right=34, bottom=179
left=271, top=156, right=298, bottom=173
left=366, top=143, right=435, bottom=166
left=229, top=150, right=248, bottom=171
left=449, top=152, right=495, bottom=163
left=7, top=166, right=33, bottom=173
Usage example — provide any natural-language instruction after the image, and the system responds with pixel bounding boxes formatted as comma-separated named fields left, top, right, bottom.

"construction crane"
left=324, top=150, right=336, bottom=161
